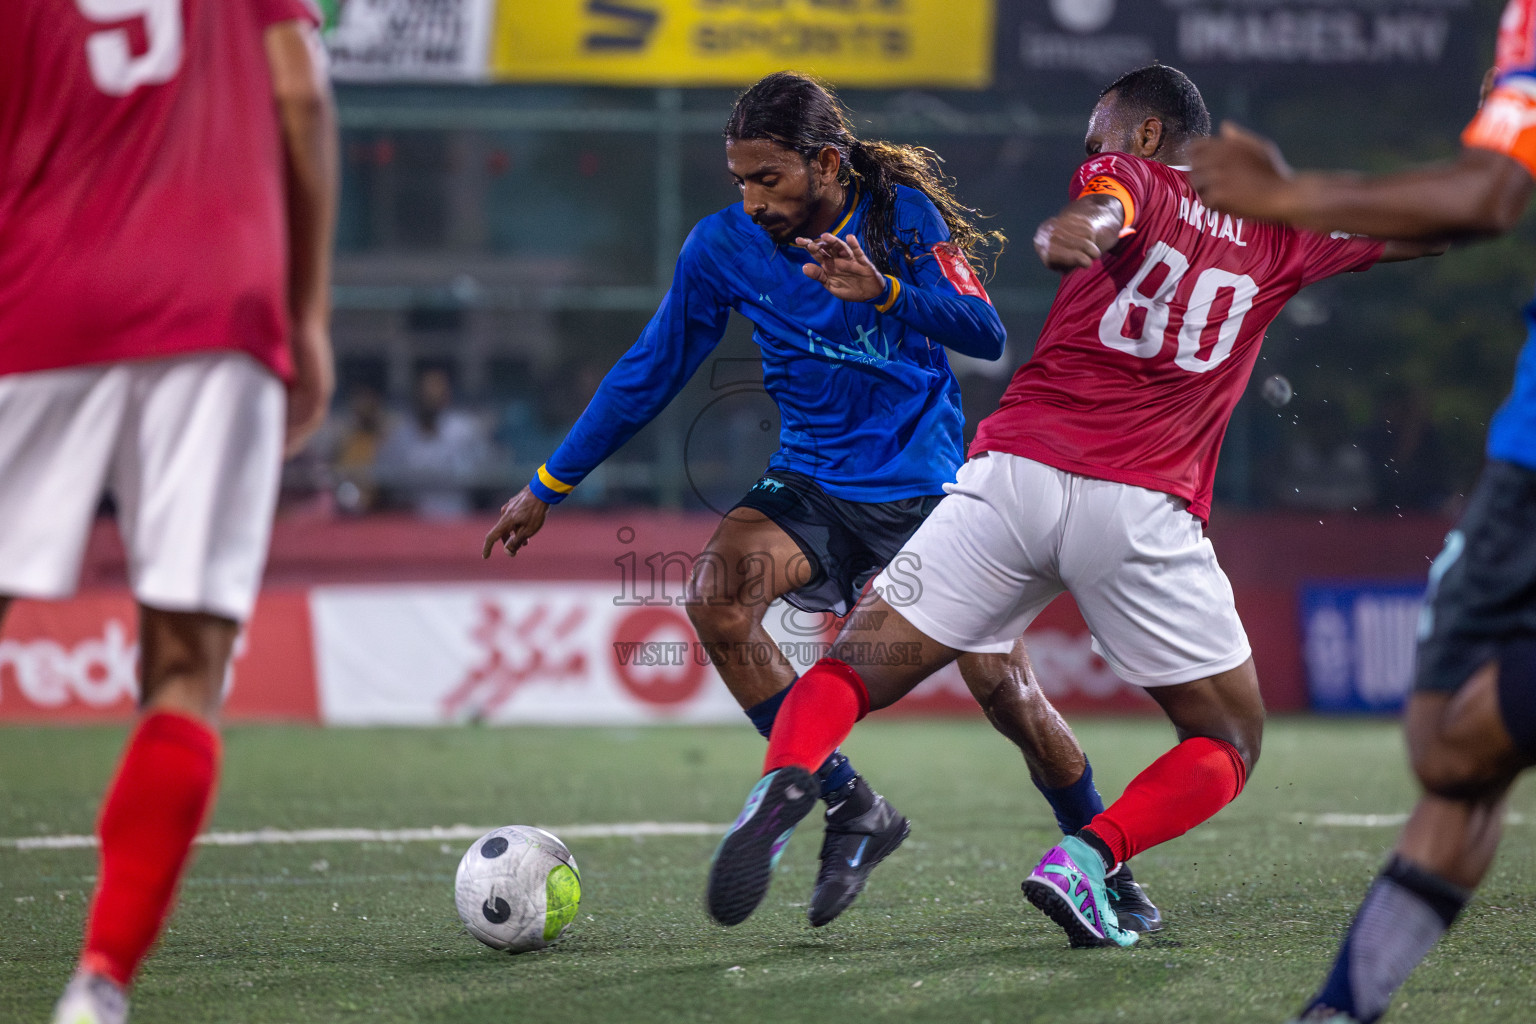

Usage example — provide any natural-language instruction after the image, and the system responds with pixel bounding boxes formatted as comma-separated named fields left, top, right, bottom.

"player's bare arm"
left=482, top=486, right=550, bottom=559
left=1190, top=121, right=1533, bottom=241
left=1034, top=194, right=1126, bottom=272
left=266, top=20, right=338, bottom=457
left=795, top=232, right=886, bottom=301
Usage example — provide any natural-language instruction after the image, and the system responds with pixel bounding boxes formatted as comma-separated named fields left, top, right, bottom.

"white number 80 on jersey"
left=77, top=0, right=183, bottom=96
left=1099, top=241, right=1260, bottom=374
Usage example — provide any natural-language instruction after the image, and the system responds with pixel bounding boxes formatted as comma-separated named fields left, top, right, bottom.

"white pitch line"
left=1312, top=813, right=1410, bottom=828
left=16, top=811, right=1524, bottom=849
left=0, top=821, right=727, bottom=852
left=1311, top=812, right=1525, bottom=828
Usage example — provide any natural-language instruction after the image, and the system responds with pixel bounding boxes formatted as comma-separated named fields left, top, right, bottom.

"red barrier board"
left=3, top=509, right=1450, bottom=723
left=0, top=591, right=319, bottom=723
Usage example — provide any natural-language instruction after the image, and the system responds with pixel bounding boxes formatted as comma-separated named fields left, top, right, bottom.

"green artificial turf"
left=2, top=719, right=1532, bottom=1023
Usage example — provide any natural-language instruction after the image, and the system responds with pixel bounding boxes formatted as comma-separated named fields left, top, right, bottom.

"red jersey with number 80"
left=0, top=0, right=319, bottom=380
left=971, top=153, right=1383, bottom=522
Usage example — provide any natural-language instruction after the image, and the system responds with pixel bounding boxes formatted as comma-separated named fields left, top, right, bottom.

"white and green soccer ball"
left=454, top=826, right=581, bottom=953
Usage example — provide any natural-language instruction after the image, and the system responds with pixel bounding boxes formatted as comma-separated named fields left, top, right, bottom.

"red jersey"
left=0, top=0, right=319, bottom=380
left=972, top=153, right=1383, bottom=522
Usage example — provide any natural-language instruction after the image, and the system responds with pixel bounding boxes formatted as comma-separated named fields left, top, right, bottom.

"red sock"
left=1083, top=737, right=1247, bottom=864
left=81, top=711, right=221, bottom=987
left=764, top=659, right=869, bottom=775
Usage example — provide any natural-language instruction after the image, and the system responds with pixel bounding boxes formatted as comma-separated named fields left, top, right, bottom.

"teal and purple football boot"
left=1022, top=835, right=1140, bottom=948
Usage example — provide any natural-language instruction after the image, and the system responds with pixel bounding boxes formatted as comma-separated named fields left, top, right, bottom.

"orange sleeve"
left=1462, top=84, right=1536, bottom=179
left=1076, top=175, right=1137, bottom=236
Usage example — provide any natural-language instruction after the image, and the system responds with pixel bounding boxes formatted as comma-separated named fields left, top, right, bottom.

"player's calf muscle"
left=137, top=609, right=238, bottom=718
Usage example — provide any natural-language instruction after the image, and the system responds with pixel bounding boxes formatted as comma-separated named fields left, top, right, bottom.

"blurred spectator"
left=494, top=358, right=613, bottom=504
left=493, top=400, right=559, bottom=465
left=376, top=367, right=491, bottom=518
left=330, top=383, right=388, bottom=514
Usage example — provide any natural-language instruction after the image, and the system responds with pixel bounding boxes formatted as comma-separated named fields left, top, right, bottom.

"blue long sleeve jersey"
left=529, top=182, right=1006, bottom=505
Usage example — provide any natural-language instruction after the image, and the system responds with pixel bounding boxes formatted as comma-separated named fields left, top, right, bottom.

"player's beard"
left=757, top=178, right=825, bottom=245
left=756, top=208, right=805, bottom=245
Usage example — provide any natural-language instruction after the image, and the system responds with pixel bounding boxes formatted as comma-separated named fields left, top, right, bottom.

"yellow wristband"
left=536, top=464, right=575, bottom=495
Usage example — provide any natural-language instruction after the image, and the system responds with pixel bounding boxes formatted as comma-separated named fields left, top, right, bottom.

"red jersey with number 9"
left=971, top=153, right=1383, bottom=522
left=0, top=0, right=319, bottom=380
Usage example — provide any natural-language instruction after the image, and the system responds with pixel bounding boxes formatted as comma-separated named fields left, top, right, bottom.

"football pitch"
left=3, top=719, right=1533, bottom=1024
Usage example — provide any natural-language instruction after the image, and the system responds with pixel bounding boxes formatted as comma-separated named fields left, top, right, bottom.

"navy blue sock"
left=1033, top=759, right=1106, bottom=835
left=744, top=688, right=788, bottom=739
left=814, top=751, right=857, bottom=799
left=744, top=683, right=857, bottom=800
left=1307, top=856, right=1468, bottom=1023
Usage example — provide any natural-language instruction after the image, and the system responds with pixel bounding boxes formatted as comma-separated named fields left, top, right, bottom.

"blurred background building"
left=297, top=0, right=1517, bottom=519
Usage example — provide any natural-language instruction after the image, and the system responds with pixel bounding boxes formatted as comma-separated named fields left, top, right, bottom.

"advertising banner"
left=1005, top=0, right=1478, bottom=86
left=310, top=583, right=746, bottom=725
left=1301, top=581, right=1425, bottom=712
left=326, top=0, right=495, bottom=81
left=308, top=582, right=1151, bottom=724
left=490, top=0, right=997, bottom=88
left=0, top=592, right=319, bottom=723
left=0, top=584, right=1152, bottom=724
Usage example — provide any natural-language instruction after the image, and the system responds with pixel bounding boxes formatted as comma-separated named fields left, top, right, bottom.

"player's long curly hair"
left=725, top=72, right=1006, bottom=278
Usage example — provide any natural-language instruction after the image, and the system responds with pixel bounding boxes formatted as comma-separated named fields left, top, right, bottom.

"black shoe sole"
left=706, top=768, right=818, bottom=927
left=1021, top=878, right=1118, bottom=949
left=806, top=815, right=911, bottom=928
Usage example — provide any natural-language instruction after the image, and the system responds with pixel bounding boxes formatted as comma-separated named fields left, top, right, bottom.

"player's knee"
left=1236, top=714, right=1264, bottom=773
left=1411, top=743, right=1504, bottom=800
left=682, top=550, right=730, bottom=608
left=1198, top=715, right=1263, bottom=776
left=1177, top=711, right=1263, bottom=775
left=138, top=651, right=228, bottom=721
left=683, top=594, right=756, bottom=641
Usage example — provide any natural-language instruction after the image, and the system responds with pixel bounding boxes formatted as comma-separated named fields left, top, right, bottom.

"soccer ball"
left=454, top=826, right=581, bottom=953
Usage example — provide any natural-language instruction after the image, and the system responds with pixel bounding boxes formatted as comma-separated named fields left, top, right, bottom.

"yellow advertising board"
left=491, top=1, right=995, bottom=88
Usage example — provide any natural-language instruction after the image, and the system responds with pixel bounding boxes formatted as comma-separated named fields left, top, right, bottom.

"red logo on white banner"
left=441, top=600, right=589, bottom=720
left=0, top=616, right=137, bottom=710
left=610, top=607, right=708, bottom=707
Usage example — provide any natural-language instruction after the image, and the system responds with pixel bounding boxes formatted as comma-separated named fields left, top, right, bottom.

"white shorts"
left=0, top=352, right=285, bottom=622
left=870, top=452, right=1251, bottom=687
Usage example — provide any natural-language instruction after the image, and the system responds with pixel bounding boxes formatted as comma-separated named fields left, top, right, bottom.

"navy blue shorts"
left=731, top=470, right=943, bottom=616
left=1415, top=460, right=1536, bottom=695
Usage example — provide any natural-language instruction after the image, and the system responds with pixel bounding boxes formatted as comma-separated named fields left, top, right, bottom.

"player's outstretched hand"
left=796, top=232, right=886, bottom=302
left=284, top=318, right=335, bottom=458
left=482, top=485, right=550, bottom=560
left=1188, top=121, right=1297, bottom=221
